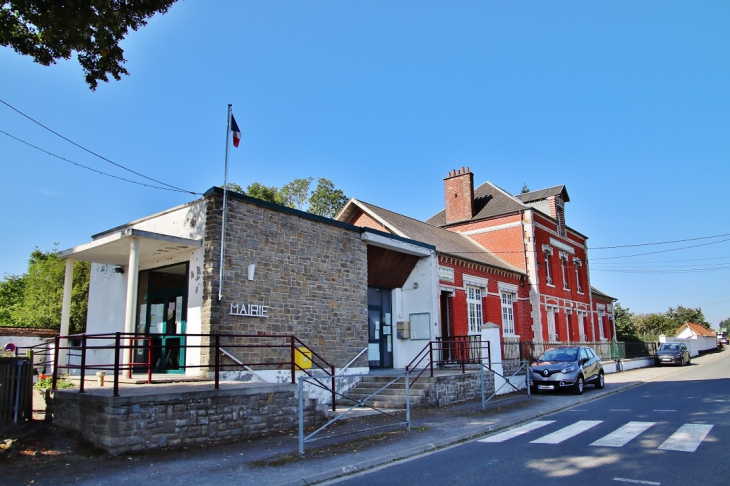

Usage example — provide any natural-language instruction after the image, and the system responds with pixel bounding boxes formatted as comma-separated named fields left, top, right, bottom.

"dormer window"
left=556, top=199, right=566, bottom=237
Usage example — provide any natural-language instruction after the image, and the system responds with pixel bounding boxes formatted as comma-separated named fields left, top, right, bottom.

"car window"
left=540, top=348, right=578, bottom=362
left=585, top=348, right=596, bottom=359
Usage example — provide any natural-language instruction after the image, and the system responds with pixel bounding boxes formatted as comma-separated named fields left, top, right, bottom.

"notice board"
left=409, top=313, right=431, bottom=340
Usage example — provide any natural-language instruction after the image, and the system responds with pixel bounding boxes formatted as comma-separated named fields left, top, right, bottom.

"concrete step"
left=343, top=388, right=428, bottom=398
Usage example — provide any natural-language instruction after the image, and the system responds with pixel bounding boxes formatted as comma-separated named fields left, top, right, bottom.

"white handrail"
left=342, top=347, right=368, bottom=372
left=219, top=347, right=268, bottom=383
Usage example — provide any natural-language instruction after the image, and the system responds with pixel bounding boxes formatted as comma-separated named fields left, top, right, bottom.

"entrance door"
left=133, top=262, right=188, bottom=374
left=440, top=292, right=452, bottom=361
left=367, top=287, right=393, bottom=369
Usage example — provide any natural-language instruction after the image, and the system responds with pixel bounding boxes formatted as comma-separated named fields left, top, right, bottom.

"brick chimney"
left=444, top=167, right=474, bottom=224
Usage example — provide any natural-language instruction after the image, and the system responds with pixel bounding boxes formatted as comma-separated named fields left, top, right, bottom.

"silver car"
left=530, top=346, right=605, bottom=395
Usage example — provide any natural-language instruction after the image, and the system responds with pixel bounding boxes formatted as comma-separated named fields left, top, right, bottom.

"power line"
left=1, top=129, right=199, bottom=194
left=590, top=238, right=730, bottom=260
left=1, top=99, right=198, bottom=195
left=592, top=256, right=730, bottom=265
left=590, top=233, right=730, bottom=249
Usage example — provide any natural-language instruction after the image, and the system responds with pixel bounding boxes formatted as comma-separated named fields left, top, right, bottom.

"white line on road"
left=653, top=410, right=677, bottom=412
left=591, top=421, right=655, bottom=447
left=530, top=420, right=603, bottom=444
left=478, top=420, right=555, bottom=443
left=609, top=409, right=631, bottom=412
left=613, top=478, right=661, bottom=485
left=658, top=424, right=714, bottom=452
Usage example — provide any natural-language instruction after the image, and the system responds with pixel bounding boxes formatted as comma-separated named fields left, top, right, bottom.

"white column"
left=58, top=258, right=75, bottom=370
left=122, top=238, right=140, bottom=370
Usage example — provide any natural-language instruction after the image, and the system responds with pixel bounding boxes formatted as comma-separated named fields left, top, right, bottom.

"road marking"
left=609, top=409, right=631, bottom=412
left=478, top=420, right=555, bottom=443
left=530, top=420, right=603, bottom=444
left=653, top=410, right=677, bottom=412
left=658, top=424, right=713, bottom=452
left=591, top=422, right=655, bottom=447
left=613, top=478, right=661, bottom=485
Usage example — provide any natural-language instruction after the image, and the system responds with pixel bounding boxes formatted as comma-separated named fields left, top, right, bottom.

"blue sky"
left=1, top=1, right=729, bottom=325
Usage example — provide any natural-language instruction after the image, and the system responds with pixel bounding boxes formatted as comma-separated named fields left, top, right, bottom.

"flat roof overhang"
left=58, top=229, right=202, bottom=265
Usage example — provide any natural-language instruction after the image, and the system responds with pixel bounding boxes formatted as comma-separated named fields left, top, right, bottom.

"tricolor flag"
left=231, top=114, right=241, bottom=148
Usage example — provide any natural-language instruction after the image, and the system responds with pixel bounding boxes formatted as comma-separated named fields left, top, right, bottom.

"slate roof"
left=515, top=185, right=570, bottom=204
left=590, top=286, right=616, bottom=300
left=340, top=199, right=524, bottom=275
left=426, top=181, right=528, bottom=226
left=675, top=322, right=716, bottom=338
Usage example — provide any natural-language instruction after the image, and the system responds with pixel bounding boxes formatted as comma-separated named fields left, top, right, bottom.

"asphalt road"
left=331, top=352, right=730, bottom=486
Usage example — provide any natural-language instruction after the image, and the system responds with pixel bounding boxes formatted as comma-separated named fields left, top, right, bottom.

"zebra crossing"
left=478, top=419, right=714, bottom=452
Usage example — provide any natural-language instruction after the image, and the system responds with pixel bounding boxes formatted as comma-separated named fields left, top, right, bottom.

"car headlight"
left=561, top=365, right=576, bottom=373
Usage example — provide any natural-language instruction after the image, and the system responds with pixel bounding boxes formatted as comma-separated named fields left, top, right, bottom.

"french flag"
left=231, top=114, right=241, bottom=148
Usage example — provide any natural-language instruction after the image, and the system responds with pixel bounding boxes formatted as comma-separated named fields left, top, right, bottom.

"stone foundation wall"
left=417, top=371, right=495, bottom=408
left=50, top=384, right=325, bottom=455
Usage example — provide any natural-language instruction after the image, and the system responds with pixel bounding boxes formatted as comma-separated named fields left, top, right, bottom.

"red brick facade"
left=444, top=168, right=474, bottom=224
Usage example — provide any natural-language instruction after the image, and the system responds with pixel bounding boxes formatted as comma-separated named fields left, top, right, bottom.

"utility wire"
left=590, top=233, right=730, bottom=249
left=590, top=238, right=730, bottom=260
left=1, top=129, right=199, bottom=194
left=1, top=99, right=198, bottom=195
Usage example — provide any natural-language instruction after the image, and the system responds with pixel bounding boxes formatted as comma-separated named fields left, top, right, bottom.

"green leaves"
left=227, top=177, right=349, bottom=219
left=0, top=247, right=89, bottom=333
left=0, top=1, right=178, bottom=90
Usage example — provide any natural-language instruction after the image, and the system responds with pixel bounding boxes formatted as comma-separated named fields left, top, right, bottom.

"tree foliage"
left=308, top=178, right=349, bottom=218
left=719, top=318, right=730, bottom=334
left=614, top=302, right=640, bottom=342
left=521, top=183, right=530, bottom=194
left=0, top=248, right=89, bottom=333
left=609, top=302, right=714, bottom=342
left=666, top=305, right=710, bottom=330
left=227, top=177, right=349, bottom=218
left=279, top=177, right=313, bottom=211
left=245, top=182, right=282, bottom=205
left=0, top=0, right=178, bottom=90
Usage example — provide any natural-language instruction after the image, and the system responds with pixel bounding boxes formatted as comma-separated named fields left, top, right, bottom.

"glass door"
left=367, top=287, right=393, bottom=369
left=133, top=262, right=188, bottom=374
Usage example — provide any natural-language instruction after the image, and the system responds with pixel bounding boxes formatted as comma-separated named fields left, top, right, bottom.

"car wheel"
left=574, top=376, right=584, bottom=395
left=595, top=371, right=605, bottom=389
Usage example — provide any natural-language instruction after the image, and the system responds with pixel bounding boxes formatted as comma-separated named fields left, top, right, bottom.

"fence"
left=17, top=332, right=336, bottom=408
left=0, top=356, right=33, bottom=423
left=501, top=340, right=657, bottom=368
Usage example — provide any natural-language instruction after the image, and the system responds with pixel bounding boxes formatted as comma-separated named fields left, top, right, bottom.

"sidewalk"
left=4, top=349, right=726, bottom=486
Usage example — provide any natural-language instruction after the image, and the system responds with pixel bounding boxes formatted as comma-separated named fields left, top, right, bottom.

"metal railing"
left=17, top=332, right=336, bottom=408
left=405, top=336, right=491, bottom=384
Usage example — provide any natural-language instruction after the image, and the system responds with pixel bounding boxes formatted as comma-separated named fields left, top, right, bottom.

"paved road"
left=331, top=352, right=730, bottom=486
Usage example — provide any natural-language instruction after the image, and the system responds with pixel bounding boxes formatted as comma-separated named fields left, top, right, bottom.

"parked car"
left=529, top=346, right=604, bottom=395
left=654, top=343, right=691, bottom=366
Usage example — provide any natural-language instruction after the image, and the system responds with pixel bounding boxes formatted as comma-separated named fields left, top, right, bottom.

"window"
left=566, top=310, right=572, bottom=342
left=575, top=261, right=583, bottom=294
left=598, top=309, right=606, bottom=339
left=501, top=292, right=515, bottom=335
left=547, top=307, right=557, bottom=342
left=544, top=251, right=553, bottom=285
left=560, top=252, right=569, bottom=290
left=467, top=286, right=483, bottom=334
left=578, top=311, right=587, bottom=342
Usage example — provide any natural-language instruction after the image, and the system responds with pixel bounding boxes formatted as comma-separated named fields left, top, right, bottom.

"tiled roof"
left=515, top=185, right=570, bottom=204
left=675, top=321, right=716, bottom=337
left=426, top=181, right=528, bottom=226
left=342, top=200, right=525, bottom=275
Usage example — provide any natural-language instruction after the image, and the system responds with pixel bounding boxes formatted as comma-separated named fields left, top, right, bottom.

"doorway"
left=440, top=291, right=453, bottom=361
left=367, top=287, right=393, bottom=369
left=133, top=262, right=188, bottom=373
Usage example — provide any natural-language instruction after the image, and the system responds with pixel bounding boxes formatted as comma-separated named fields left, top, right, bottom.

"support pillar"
left=58, top=258, right=75, bottom=371
left=122, top=238, right=140, bottom=371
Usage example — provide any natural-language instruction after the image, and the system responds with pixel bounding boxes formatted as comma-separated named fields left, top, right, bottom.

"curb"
left=283, top=354, right=723, bottom=485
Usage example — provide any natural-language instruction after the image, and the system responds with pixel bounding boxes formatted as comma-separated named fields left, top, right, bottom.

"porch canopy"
left=57, top=229, right=202, bottom=365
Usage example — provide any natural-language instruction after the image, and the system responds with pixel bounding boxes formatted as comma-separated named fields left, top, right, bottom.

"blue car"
left=530, top=346, right=605, bottom=395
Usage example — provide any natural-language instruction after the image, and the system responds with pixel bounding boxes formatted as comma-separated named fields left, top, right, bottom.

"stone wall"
left=202, top=189, right=369, bottom=371
left=50, top=384, right=325, bottom=455
left=417, top=370, right=495, bottom=408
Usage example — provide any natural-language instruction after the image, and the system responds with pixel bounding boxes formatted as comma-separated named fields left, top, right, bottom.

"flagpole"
left=218, top=104, right=232, bottom=302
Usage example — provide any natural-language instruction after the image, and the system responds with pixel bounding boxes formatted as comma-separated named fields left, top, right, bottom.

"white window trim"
left=546, top=306, right=558, bottom=342
left=466, top=285, right=484, bottom=334
left=574, top=259, right=583, bottom=294
left=543, top=247, right=554, bottom=286
left=497, top=282, right=518, bottom=293
left=560, top=252, right=569, bottom=290
left=463, top=274, right=489, bottom=290
left=501, top=291, right=516, bottom=336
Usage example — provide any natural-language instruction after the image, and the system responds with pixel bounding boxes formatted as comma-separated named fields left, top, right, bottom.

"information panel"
left=409, top=313, right=431, bottom=340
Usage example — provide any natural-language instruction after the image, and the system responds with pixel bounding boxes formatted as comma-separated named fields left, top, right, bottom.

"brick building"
left=426, top=168, right=616, bottom=343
